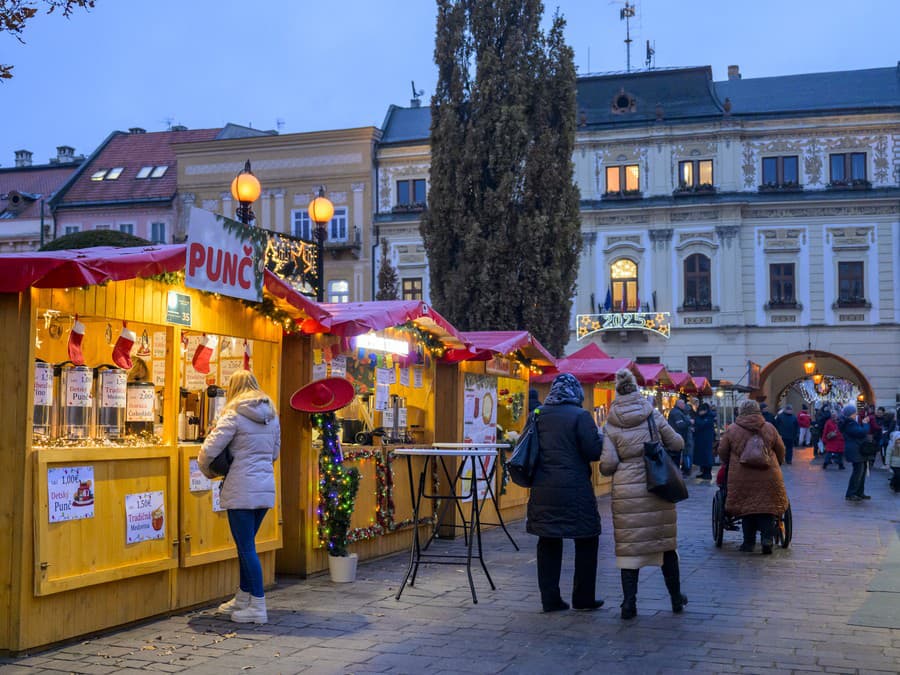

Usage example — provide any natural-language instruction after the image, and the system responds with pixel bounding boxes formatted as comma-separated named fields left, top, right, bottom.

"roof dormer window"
left=136, top=166, right=153, bottom=179
left=91, top=170, right=108, bottom=181
left=150, top=165, right=168, bottom=178
left=105, top=167, right=124, bottom=180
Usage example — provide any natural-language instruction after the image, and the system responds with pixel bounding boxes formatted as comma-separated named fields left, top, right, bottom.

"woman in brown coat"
left=600, top=369, right=687, bottom=620
left=717, top=399, right=788, bottom=554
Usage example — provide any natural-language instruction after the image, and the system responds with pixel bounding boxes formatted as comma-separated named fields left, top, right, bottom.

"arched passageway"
left=755, top=351, right=874, bottom=407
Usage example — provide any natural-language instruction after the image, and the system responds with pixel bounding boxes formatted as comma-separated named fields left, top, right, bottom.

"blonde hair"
left=224, top=370, right=273, bottom=412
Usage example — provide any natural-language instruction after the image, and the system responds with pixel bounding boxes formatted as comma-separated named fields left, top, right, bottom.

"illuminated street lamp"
left=230, top=160, right=261, bottom=225
left=802, top=353, right=816, bottom=376
left=812, top=371, right=824, bottom=386
left=308, top=186, right=334, bottom=302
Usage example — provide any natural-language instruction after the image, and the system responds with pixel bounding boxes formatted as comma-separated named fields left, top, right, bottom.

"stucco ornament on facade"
left=827, top=226, right=874, bottom=249
left=184, top=154, right=364, bottom=176
left=758, top=229, right=805, bottom=251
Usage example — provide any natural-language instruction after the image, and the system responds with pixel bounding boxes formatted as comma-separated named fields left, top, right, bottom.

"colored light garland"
left=313, top=411, right=360, bottom=557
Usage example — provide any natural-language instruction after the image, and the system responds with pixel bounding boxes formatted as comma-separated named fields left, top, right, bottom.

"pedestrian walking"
left=600, top=369, right=687, bottom=620
left=814, top=404, right=832, bottom=455
left=774, top=404, right=800, bottom=465
left=717, top=399, right=788, bottom=555
left=840, top=404, right=870, bottom=502
left=526, top=373, right=605, bottom=613
left=667, top=398, right=693, bottom=477
left=797, top=405, right=812, bottom=447
left=528, top=387, right=541, bottom=413
left=760, top=402, right=776, bottom=426
left=198, top=370, right=281, bottom=624
left=821, top=410, right=846, bottom=469
left=693, top=403, right=716, bottom=481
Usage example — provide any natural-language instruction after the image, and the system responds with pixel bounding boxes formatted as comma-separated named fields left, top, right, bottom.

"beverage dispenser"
left=55, top=363, right=94, bottom=440
left=95, top=365, right=127, bottom=440
left=33, top=359, right=54, bottom=441
left=202, top=385, right=226, bottom=438
left=126, top=381, right=156, bottom=436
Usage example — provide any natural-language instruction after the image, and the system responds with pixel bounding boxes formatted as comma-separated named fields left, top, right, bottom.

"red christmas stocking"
left=192, top=334, right=218, bottom=374
left=243, top=339, right=251, bottom=371
left=112, top=326, right=136, bottom=370
left=68, top=319, right=86, bottom=366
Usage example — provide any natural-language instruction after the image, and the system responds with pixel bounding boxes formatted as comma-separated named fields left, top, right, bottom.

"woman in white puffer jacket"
left=199, top=370, right=280, bottom=624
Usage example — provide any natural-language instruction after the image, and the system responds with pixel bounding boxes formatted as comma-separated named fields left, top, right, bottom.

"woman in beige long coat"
left=600, top=369, right=687, bottom=620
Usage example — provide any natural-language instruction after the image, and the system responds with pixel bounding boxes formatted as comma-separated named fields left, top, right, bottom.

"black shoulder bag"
left=643, top=413, right=689, bottom=503
left=208, top=444, right=233, bottom=478
left=506, top=409, right=541, bottom=488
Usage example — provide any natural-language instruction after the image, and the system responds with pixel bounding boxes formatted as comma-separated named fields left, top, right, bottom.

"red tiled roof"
left=0, top=166, right=79, bottom=219
left=58, top=128, right=220, bottom=205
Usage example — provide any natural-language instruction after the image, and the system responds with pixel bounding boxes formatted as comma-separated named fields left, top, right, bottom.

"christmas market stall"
left=442, top=330, right=557, bottom=533
left=0, top=236, right=325, bottom=652
left=275, top=300, right=473, bottom=577
left=634, top=362, right=674, bottom=413
left=662, top=370, right=699, bottom=413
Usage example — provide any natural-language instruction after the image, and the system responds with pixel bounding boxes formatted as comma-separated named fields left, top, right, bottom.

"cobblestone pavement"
left=3, top=446, right=900, bottom=674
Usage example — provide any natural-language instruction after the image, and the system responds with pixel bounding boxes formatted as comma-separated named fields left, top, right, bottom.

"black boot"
left=620, top=569, right=639, bottom=619
left=661, top=550, right=688, bottom=613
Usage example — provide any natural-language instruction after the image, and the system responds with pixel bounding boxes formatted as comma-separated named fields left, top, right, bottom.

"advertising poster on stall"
left=189, top=459, right=212, bottom=492
left=413, top=367, right=423, bottom=389
left=399, top=367, right=410, bottom=387
left=125, top=491, right=165, bottom=544
left=460, top=373, right=498, bottom=502
left=47, top=466, right=95, bottom=523
left=212, top=484, right=226, bottom=512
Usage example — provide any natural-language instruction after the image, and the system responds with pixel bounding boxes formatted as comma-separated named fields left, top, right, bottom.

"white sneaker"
left=231, top=595, right=267, bottom=624
left=217, top=589, right=250, bottom=614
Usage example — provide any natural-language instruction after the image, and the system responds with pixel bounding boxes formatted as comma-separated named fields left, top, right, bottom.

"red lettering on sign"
left=222, top=251, right=238, bottom=286
left=188, top=243, right=205, bottom=276
left=238, top=256, right=253, bottom=289
left=206, top=247, right=223, bottom=282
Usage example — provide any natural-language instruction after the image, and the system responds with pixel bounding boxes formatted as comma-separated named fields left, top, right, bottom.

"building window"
left=105, top=167, right=124, bottom=180
left=683, top=253, right=711, bottom=310
left=329, top=207, right=348, bottom=242
left=150, top=222, right=166, bottom=244
left=605, top=164, right=640, bottom=195
left=837, top=261, right=865, bottom=307
left=677, top=159, right=713, bottom=190
left=397, top=179, right=426, bottom=206
left=119, top=223, right=134, bottom=235
left=402, top=278, right=423, bottom=301
left=610, top=258, right=638, bottom=312
left=328, top=280, right=350, bottom=303
left=64, top=225, right=81, bottom=235
left=761, top=156, right=799, bottom=188
left=635, top=356, right=660, bottom=364
left=768, top=263, right=796, bottom=307
left=829, top=152, right=867, bottom=186
left=96, top=224, right=111, bottom=230
left=687, top=355, right=712, bottom=380
left=292, top=210, right=312, bottom=240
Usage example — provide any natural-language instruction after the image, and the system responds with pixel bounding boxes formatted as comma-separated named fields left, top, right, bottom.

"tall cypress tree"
left=422, top=0, right=581, bottom=354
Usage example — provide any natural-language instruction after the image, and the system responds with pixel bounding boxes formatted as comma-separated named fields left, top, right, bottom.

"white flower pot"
left=328, top=552, right=358, bottom=583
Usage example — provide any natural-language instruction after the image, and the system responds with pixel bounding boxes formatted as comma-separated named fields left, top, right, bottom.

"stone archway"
left=755, top=351, right=874, bottom=405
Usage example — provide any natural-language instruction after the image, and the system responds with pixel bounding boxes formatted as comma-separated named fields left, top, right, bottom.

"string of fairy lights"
left=313, top=411, right=360, bottom=557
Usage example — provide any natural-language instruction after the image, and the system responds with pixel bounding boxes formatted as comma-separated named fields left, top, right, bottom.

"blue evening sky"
left=2, top=0, right=897, bottom=167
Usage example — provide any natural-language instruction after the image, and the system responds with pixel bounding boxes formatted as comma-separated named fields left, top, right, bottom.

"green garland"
left=313, top=412, right=360, bottom=557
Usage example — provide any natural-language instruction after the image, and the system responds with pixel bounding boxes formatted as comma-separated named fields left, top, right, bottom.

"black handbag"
left=506, top=409, right=540, bottom=488
left=208, top=444, right=233, bottom=478
left=643, top=413, right=688, bottom=503
left=859, top=439, right=879, bottom=459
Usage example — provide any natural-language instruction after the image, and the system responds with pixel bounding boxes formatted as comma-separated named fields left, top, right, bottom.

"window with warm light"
left=677, top=160, right=713, bottom=190
left=610, top=258, right=639, bottom=312
left=605, top=164, right=640, bottom=194
left=328, top=280, right=350, bottom=303
left=402, top=277, right=423, bottom=301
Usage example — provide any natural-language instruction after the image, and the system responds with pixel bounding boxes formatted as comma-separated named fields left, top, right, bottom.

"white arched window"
left=610, top=258, right=638, bottom=312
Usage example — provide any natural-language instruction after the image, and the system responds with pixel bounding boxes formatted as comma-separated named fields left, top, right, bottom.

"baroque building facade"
left=375, top=64, right=900, bottom=407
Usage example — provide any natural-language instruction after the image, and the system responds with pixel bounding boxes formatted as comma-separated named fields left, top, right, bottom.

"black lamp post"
left=230, top=160, right=261, bottom=225
left=308, top=186, right=334, bottom=302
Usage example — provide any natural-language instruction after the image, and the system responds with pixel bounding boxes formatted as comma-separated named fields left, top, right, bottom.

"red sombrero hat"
left=290, top=377, right=355, bottom=413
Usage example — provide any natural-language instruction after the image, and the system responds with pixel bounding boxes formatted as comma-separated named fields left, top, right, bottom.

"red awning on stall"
left=634, top=363, right=673, bottom=387
left=692, top=376, right=713, bottom=396
left=667, top=371, right=698, bottom=393
left=564, top=342, right=610, bottom=359
left=0, top=244, right=332, bottom=323
left=532, top=357, right=634, bottom=384
left=444, top=330, right=557, bottom=367
left=313, top=300, right=469, bottom=349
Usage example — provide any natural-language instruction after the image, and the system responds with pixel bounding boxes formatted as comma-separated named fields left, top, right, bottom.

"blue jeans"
left=845, top=462, right=867, bottom=499
left=227, top=508, right=268, bottom=597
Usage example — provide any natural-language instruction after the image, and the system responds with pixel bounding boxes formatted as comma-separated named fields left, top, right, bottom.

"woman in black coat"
left=692, top=403, right=716, bottom=481
left=526, top=373, right=604, bottom=612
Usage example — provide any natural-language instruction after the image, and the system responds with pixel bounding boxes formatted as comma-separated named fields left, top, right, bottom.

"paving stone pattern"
left=3, top=447, right=900, bottom=674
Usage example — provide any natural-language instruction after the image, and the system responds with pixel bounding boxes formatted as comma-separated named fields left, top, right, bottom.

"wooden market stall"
left=275, top=300, right=473, bottom=577
left=0, top=244, right=326, bottom=652
left=634, top=363, right=674, bottom=414
left=443, top=330, right=558, bottom=529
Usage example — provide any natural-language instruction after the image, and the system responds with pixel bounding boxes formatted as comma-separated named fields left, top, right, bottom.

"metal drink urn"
left=33, top=360, right=54, bottom=441
left=95, top=366, right=127, bottom=440
left=56, top=363, right=94, bottom=440
left=125, top=381, right=156, bottom=436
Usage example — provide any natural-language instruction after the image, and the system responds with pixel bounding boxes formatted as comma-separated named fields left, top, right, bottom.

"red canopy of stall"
left=443, top=330, right=557, bottom=367
left=564, top=342, right=610, bottom=359
left=692, top=376, right=713, bottom=396
left=311, top=300, right=469, bottom=350
left=0, top=244, right=331, bottom=322
left=667, top=371, right=698, bottom=393
left=532, top=357, right=634, bottom=384
left=634, top=362, right=673, bottom=387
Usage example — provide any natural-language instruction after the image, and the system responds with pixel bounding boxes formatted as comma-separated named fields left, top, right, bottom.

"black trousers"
left=536, top=535, right=598, bottom=608
left=742, top=513, right=775, bottom=545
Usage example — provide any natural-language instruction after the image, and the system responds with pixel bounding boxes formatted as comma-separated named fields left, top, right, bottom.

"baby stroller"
left=711, top=464, right=792, bottom=549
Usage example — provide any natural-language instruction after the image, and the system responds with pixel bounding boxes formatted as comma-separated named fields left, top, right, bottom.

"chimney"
left=727, top=65, right=741, bottom=80
left=129, top=127, right=146, bottom=134
left=14, top=150, right=33, bottom=167
left=170, top=124, right=188, bottom=131
left=409, top=98, right=421, bottom=108
left=56, top=146, right=75, bottom=163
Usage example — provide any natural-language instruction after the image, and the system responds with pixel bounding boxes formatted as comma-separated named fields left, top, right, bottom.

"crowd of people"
left=525, top=371, right=899, bottom=617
